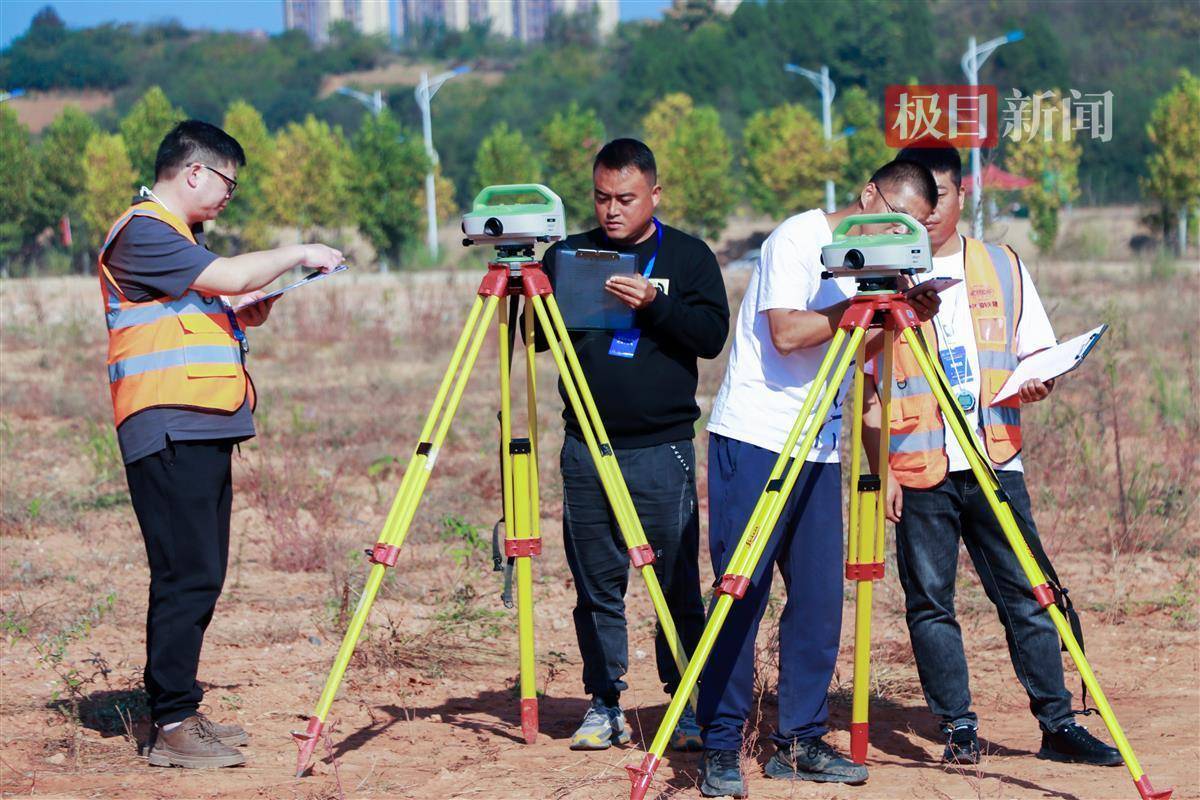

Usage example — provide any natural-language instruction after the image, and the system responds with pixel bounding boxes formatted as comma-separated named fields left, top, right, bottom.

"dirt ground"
left=1, top=253, right=1197, bottom=800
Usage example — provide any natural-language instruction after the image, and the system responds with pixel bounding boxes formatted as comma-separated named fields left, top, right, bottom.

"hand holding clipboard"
left=234, top=265, right=350, bottom=311
left=990, top=324, right=1108, bottom=405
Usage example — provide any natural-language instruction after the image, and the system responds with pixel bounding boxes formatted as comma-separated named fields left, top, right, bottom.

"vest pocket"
left=178, top=315, right=240, bottom=379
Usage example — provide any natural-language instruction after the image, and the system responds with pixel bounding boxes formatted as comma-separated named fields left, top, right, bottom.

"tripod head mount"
left=462, top=184, right=566, bottom=249
left=820, top=212, right=933, bottom=288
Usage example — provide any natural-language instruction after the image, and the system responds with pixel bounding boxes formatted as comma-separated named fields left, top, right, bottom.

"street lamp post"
left=414, top=66, right=471, bottom=261
left=961, top=30, right=1024, bottom=239
left=337, top=86, right=383, bottom=116
left=785, top=64, right=837, bottom=212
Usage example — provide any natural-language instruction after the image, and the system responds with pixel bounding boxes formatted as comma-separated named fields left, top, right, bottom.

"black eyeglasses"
left=192, top=163, right=238, bottom=198
left=871, top=182, right=899, bottom=215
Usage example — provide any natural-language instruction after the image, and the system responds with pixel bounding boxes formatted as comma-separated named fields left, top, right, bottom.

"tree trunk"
left=1178, top=207, right=1188, bottom=256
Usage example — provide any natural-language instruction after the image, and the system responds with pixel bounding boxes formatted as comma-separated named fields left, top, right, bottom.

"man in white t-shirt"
left=863, top=143, right=1122, bottom=769
left=696, top=160, right=941, bottom=797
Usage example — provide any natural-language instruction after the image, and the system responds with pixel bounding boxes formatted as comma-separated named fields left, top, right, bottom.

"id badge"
left=938, top=346, right=972, bottom=381
left=608, top=328, right=641, bottom=358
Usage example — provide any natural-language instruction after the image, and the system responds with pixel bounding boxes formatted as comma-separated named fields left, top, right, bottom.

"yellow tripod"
left=292, top=250, right=693, bottom=776
left=628, top=287, right=1170, bottom=800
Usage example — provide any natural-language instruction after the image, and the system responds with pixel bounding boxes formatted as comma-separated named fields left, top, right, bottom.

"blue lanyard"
left=639, top=217, right=663, bottom=278
left=221, top=305, right=249, bottom=353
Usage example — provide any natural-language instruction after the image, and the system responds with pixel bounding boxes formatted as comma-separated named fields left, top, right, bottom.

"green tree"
left=473, top=122, right=541, bottom=191
left=221, top=100, right=276, bottom=249
left=1005, top=91, right=1081, bottom=253
left=351, top=109, right=429, bottom=265
left=34, top=106, right=100, bottom=266
left=1142, top=69, right=1200, bottom=253
left=541, top=102, right=605, bottom=229
left=836, top=86, right=890, bottom=202
left=119, top=86, right=186, bottom=184
left=642, top=94, right=734, bottom=237
left=82, top=133, right=137, bottom=252
left=0, top=107, right=38, bottom=266
left=743, top=103, right=845, bottom=218
left=267, top=115, right=354, bottom=235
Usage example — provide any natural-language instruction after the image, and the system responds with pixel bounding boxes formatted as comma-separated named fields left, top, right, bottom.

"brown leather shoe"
left=148, top=716, right=245, bottom=768
left=196, top=713, right=250, bottom=747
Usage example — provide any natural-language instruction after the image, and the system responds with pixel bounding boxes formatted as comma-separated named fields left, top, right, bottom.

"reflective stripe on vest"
left=879, top=238, right=1024, bottom=489
left=98, top=201, right=255, bottom=427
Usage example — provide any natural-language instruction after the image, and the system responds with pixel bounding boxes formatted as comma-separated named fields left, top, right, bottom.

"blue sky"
left=1, top=1, right=671, bottom=48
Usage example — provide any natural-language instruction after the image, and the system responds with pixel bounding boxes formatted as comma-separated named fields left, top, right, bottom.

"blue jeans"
left=896, top=470, right=1074, bottom=732
left=698, top=433, right=844, bottom=751
left=560, top=436, right=706, bottom=702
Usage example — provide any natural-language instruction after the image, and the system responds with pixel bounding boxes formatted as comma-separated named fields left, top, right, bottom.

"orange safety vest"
left=882, top=238, right=1023, bottom=489
left=98, top=200, right=255, bottom=428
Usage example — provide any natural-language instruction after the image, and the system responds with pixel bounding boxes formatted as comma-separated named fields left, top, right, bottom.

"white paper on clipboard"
left=989, top=324, right=1108, bottom=406
left=234, top=264, right=349, bottom=310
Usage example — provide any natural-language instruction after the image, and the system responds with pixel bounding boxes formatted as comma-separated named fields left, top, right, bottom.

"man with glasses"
left=100, top=119, right=343, bottom=768
left=697, top=160, right=941, bottom=797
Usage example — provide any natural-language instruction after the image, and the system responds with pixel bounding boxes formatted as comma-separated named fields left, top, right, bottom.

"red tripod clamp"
left=716, top=573, right=750, bottom=599
left=505, top=538, right=542, bottom=558
left=845, top=562, right=885, bottom=580
left=628, top=544, right=656, bottom=568
left=367, top=542, right=400, bottom=567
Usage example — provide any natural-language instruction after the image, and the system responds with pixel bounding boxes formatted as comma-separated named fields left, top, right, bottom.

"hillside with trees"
left=2, top=1, right=1197, bottom=274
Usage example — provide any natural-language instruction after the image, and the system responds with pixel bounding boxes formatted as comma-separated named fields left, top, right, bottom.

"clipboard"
left=990, top=324, right=1108, bottom=405
left=234, top=264, right=349, bottom=310
left=553, top=249, right=638, bottom=331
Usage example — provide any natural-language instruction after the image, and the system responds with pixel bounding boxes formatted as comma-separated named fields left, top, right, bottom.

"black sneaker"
left=1037, top=722, right=1122, bottom=766
left=943, top=724, right=980, bottom=765
left=764, top=736, right=868, bottom=785
left=699, top=749, right=746, bottom=798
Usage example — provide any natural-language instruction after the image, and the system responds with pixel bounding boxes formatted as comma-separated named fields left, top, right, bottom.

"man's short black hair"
left=593, top=138, right=657, bottom=184
left=155, top=120, right=246, bottom=181
left=896, top=140, right=963, bottom=187
left=869, top=159, right=938, bottom=210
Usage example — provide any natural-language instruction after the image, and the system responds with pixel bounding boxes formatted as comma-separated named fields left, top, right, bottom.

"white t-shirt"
left=708, top=209, right=857, bottom=462
left=868, top=235, right=1056, bottom=472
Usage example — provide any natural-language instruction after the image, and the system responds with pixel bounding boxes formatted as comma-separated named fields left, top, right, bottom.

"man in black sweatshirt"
left=535, top=139, right=729, bottom=751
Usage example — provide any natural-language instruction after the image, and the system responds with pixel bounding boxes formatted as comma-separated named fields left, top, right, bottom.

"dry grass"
left=1, top=242, right=1197, bottom=798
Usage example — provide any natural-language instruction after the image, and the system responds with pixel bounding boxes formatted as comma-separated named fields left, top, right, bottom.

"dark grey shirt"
left=106, top=215, right=256, bottom=464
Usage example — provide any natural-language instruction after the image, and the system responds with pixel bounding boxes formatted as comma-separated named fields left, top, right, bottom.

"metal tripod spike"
left=627, top=289, right=1171, bottom=800
left=292, top=254, right=695, bottom=777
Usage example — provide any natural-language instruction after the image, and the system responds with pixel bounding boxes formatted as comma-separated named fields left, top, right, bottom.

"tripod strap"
left=491, top=518, right=516, bottom=609
left=915, top=328, right=1092, bottom=709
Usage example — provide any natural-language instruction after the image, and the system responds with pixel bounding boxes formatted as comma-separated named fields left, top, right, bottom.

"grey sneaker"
left=147, top=716, right=245, bottom=769
left=670, top=705, right=703, bottom=752
left=700, top=748, right=746, bottom=798
left=764, top=736, right=868, bottom=784
left=569, top=699, right=631, bottom=750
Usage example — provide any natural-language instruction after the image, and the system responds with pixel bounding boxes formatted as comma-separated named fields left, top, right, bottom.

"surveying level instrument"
left=292, top=185, right=694, bottom=777
left=627, top=213, right=1171, bottom=800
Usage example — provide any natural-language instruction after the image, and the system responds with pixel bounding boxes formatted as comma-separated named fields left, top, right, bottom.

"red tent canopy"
left=962, top=164, right=1034, bottom=192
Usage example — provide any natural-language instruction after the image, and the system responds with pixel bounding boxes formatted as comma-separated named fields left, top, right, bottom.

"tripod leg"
left=627, top=326, right=866, bottom=800
left=292, top=295, right=502, bottom=777
left=509, top=444, right=539, bottom=743
left=901, top=326, right=1172, bottom=800
left=527, top=294, right=694, bottom=693
left=847, top=332, right=893, bottom=764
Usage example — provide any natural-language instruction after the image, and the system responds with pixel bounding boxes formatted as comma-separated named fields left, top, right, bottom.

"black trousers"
left=559, top=435, right=705, bottom=703
left=125, top=439, right=234, bottom=725
left=895, top=470, right=1074, bottom=732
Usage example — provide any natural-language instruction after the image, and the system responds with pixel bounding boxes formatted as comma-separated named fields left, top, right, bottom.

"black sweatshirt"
left=531, top=223, right=729, bottom=448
